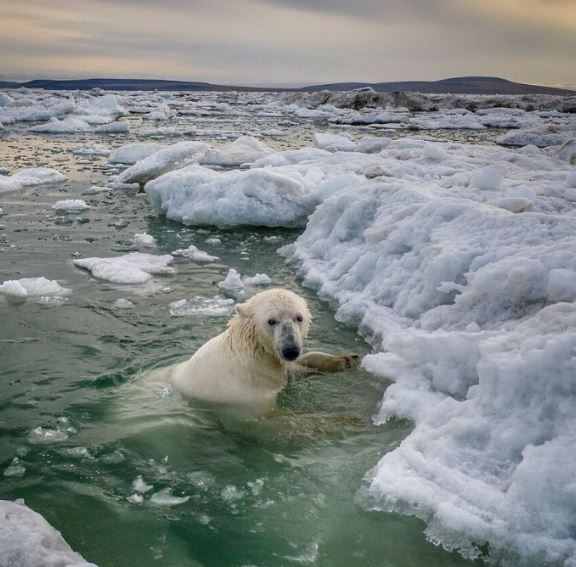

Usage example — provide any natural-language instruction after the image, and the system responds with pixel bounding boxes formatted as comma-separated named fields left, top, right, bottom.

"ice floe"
left=0, top=500, right=97, bottom=567
left=171, top=244, right=218, bottom=262
left=0, top=167, right=66, bottom=194
left=0, top=277, right=69, bottom=298
left=74, top=252, right=175, bottom=284
left=200, top=135, right=273, bottom=166
left=52, top=199, right=90, bottom=212
left=113, top=141, right=208, bottom=185
left=109, top=142, right=166, bottom=164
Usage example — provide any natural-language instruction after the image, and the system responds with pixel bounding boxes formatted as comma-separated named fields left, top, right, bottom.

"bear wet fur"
left=170, top=288, right=360, bottom=414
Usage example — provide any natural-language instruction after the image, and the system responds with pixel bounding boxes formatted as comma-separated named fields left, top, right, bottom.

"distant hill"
left=305, top=77, right=576, bottom=96
left=0, top=76, right=573, bottom=96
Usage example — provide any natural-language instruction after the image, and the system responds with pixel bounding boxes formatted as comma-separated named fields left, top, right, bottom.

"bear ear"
left=235, top=302, right=251, bottom=319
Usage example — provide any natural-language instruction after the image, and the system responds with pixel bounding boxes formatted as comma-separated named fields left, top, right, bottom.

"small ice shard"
left=171, top=244, right=218, bottom=262
left=149, top=488, right=189, bottom=506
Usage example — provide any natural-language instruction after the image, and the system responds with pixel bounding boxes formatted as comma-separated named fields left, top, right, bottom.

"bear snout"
left=281, top=345, right=301, bottom=361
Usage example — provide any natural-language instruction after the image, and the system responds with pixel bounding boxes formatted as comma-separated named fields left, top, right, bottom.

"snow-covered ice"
left=280, top=135, right=576, bottom=565
left=217, top=268, right=271, bottom=291
left=145, top=165, right=315, bottom=228
left=171, top=244, right=218, bottom=262
left=0, top=167, right=66, bottom=194
left=109, top=142, right=166, bottom=164
left=0, top=500, right=97, bottom=567
left=113, top=141, right=208, bottom=185
left=200, top=135, right=273, bottom=166
left=74, top=252, right=175, bottom=284
left=133, top=232, right=157, bottom=249
left=0, top=277, right=69, bottom=298
left=94, top=120, right=130, bottom=134
left=29, top=116, right=91, bottom=134
left=52, top=199, right=90, bottom=212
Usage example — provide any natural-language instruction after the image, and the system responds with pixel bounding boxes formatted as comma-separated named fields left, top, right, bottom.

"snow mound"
left=145, top=165, right=314, bottom=228
left=0, top=168, right=66, bottom=194
left=29, top=117, right=91, bottom=134
left=74, top=253, right=174, bottom=284
left=109, top=142, right=166, bottom=164
left=113, top=141, right=208, bottom=185
left=200, top=136, right=273, bottom=166
left=52, top=199, right=90, bottom=212
left=0, top=277, right=68, bottom=297
left=0, top=500, right=98, bottom=567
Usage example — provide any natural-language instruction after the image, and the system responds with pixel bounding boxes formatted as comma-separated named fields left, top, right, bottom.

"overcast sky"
left=1, top=0, right=574, bottom=87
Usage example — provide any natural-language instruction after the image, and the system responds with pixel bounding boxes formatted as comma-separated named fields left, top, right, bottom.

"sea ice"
left=0, top=167, right=66, bottom=194
left=0, top=277, right=68, bottom=298
left=171, top=244, right=218, bottom=262
left=149, top=488, right=190, bottom=506
left=133, top=232, right=157, bottom=249
left=52, top=199, right=90, bottom=212
left=109, top=142, right=166, bottom=164
left=200, top=135, right=273, bottom=166
left=0, top=500, right=97, bottom=567
left=29, top=116, right=91, bottom=134
left=113, top=141, right=208, bottom=185
left=314, top=132, right=356, bottom=151
left=94, top=121, right=130, bottom=134
left=74, top=252, right=175, bottom=284
left=145, top=165, right=314, bottom=228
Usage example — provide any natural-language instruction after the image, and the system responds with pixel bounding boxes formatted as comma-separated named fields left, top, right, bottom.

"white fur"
left=170, top=288, right=311, bottom=414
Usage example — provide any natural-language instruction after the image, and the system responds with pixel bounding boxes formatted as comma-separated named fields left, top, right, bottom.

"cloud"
left=0, top=0, right=574, bottom=86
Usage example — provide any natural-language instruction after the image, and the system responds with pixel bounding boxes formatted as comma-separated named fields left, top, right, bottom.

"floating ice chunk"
left=171, top=244, right=218, bottom=262
left=28, top=426, right=70, bottom=444
left=133, top=232, right=157, bottom=249
left=109, top=142, right=165, bottom=164
left=168, top=296, right=234, bottom=317
left=3, top=458, right=25, bottom=478
left=144, top=103, right=175, bottom=121
left=0, top=167, right=66, bottom=194
left=565, top=188, right=576, bottom=202
left=485, top=197, right=534, bottom=213
left=497, top=125, right=576, bottom=148
left=205, top=237, right=221, bottom=245
left=217, top=269, right=271, bottom=290
left=0, top=500, right=97, bottom=567
left=114, top=141, right=208, bottom=185
left=74, top=252, right=175, bottom=284
left=314, top=132, right=356, bottom=152
left=200, top=135, right=273, bottom=166
left=29, top=116, right=91, bottom=134
left=94, top=121, right=130, bottom=134
left=217, top=268, right=243, bottom=290
left=149, top=488, right=189, bottom=506
left=127, top=494, right=144, bottom=504
left=0, top=277, right=68, bottom=298
left=132, top=475, right=153, bottom=494
left=145, top=166, right=314, bottom=228
left=112, top=298, right=134, bottom=309
left=220, top=485, right=245, bottom=504
left=52, top=199, right=90, bottom=212
left=469, top=165, right=506, bottom=190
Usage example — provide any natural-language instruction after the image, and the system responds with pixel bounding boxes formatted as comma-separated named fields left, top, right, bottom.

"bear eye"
left=296, top=315, right=303, bottom=323
left=268, top=319, right=277, bottom=326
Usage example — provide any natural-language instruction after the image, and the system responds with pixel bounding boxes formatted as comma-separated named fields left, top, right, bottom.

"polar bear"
left=170, top=288, right=360, bottom=415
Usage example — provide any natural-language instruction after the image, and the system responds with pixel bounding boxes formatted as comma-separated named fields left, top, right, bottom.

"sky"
left=1, top=0, right=575, bottom=87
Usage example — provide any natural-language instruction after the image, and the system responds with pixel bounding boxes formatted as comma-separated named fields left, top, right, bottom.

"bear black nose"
left=281, top=346, right=300, bottom=361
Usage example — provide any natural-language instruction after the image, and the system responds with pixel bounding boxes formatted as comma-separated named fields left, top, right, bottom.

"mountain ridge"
left=0, top=76, right=573, bottom=96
